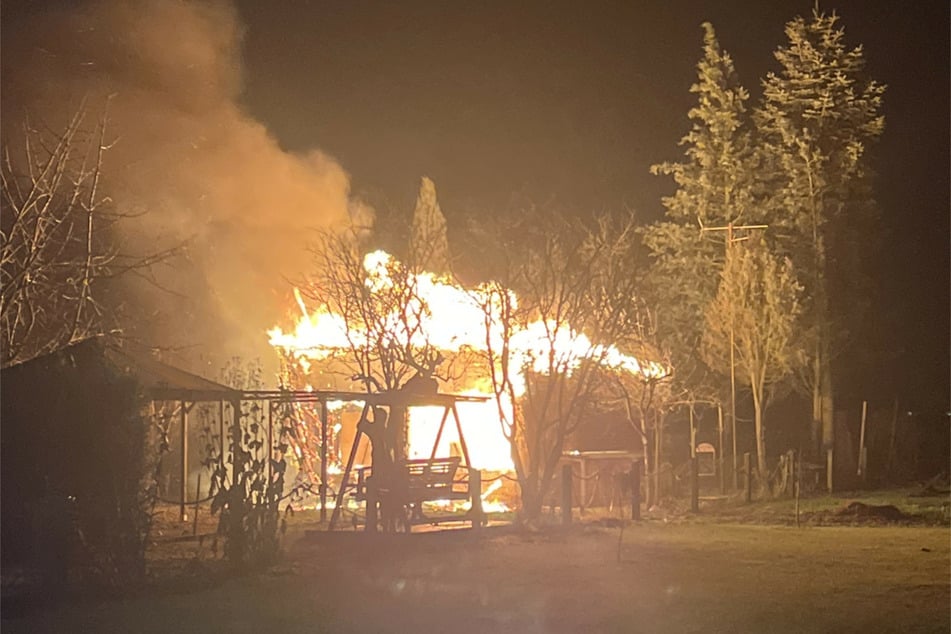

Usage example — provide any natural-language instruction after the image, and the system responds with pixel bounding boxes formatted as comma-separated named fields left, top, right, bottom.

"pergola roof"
left=5, top=338, right=488, bottom=407
left=103, top=344, right=239, bottom=402
left=3, top=339, right=239, bottom=402
left=237, top=389, right=487, bottom=406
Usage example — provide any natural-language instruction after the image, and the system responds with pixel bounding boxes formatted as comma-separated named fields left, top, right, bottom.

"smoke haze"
left=1, top=0, right=368, bottom=373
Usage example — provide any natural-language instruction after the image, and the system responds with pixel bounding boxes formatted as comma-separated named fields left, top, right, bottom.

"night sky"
left=2, top=1, right=948, bottom=410
left=235, top=1, right=949, bottom=409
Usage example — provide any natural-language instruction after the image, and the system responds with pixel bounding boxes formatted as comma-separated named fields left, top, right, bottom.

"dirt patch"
left=836, top=501, right=908, bottom=522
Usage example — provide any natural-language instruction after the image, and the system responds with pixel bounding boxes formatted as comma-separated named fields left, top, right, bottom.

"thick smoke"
left=1, top=0, right=368, bottom=373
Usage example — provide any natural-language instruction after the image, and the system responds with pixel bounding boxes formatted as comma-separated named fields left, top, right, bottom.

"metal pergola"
left=104, top=345, right=491, bottom=526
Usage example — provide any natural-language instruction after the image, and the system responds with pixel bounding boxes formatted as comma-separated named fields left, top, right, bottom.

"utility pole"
left=700, top=221, right=767, bottom=490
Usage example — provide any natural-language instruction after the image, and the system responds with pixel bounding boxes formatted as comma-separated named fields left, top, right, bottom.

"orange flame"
left=268, top=250, right=668, bottom=473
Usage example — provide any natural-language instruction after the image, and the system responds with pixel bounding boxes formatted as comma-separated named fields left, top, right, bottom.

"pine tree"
left=756, top=10, right=885, bottom=456
left=645, top=23, right=758, bottom=399
left=410, top=176, right=450, bottom=274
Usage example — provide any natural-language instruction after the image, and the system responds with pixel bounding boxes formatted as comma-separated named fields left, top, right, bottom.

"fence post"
left=631, top=460, right=642, bottom=521
left=794, top=450, right=801, bottom=528
left=690, top=456, right=700, bottom=513
left=470, top=469, right=483, bottom=531
left=320, top=403, right=329, bottom=523
left=826, top=447, right=834, bottom=493
left=228, top=398, right=244, bottom=554
left=561, top=463, right=572, bottom=526
left=180, top=401, right=188, bottom=522
left=744, top=452, right=752, bottom=503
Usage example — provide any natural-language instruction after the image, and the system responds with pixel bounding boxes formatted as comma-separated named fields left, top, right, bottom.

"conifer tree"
left=756, top=10, right=885, bottom=455
left=410, top=176, right=450, bottom=274
left=645, top=23, right=758, bottom=401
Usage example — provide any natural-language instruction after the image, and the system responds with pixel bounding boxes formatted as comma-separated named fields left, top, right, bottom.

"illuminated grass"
left=4, top=521, right=948, bottom=633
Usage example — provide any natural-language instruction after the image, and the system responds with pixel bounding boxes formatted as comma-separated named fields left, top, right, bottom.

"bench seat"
left=355, top=456, right=469, bottom=501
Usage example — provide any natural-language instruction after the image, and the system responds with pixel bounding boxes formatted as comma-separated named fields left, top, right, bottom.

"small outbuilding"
left=1, top=338, right=238, bottom=587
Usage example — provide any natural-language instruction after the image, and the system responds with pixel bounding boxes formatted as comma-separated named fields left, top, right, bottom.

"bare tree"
left=702, top=240, right=802, bottom=482
left=1, top=107, right=117, bottom=367
left=295, top=227, right=453, bottom=395
left=605, top=304, right=674, bottom=507
left=1, top=104, right=180, bottom=367
left=474, top=209, right=663, bottom=521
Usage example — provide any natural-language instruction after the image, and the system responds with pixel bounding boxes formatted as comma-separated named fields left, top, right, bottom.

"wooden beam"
left=180, top=401, right=188, bottom=522
left=429, top=406, right=452, bottom=461
left=450, top=403, right=472, bottom=468
left=320, top=403, right=329, bottom=523
left=329, top=402, right=370, bottom=530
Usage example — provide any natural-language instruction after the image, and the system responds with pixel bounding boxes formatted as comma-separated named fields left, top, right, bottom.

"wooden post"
left=320, top=402, right=329, bottom=523
left=886, top=398, right=899, bottom=482
left=429, top=406, right=451, bottom=461
left=267, top=400, right=273, bottom=503
left=470, top=469, right=483, bottom=531
left=689, top=406, right=696, bottom=458
left=717, top=405, right=725, bottom=495
left=218, top=400, right=225, bottom=475
left=860, top=446, right=868, bottom=485
left=330, top=403, right=369, bottom=530
left=450, top=404, right=472, bottom=469
left=631, top=460, right=642, bottom=521
left=180, top=401, right=188, bottom=522
left=690, top=456, right=700, bottom=513
left=826, top=447, right=834, bottom=493
left=701, top=222, right=768, bottom=490
left=231, top=398, right=243, bottom=477
left=857, top=400, right=868, bottom=480
left=579, top=458, right=587, bottom=514
left=743, top=452, right=752, bottom=503
left=561, top=463, right=572, bottom=526
left=229, top=398, right=243, bottom=549
left=794, top=450, right=801, bottom=528
left=192, top=472, right=201, bottom=536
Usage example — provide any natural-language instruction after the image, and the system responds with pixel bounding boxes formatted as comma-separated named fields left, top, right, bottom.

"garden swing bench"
left=328, top=391, right=487, bottom=533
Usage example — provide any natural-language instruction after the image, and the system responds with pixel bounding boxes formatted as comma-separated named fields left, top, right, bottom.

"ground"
left=3, top=491, right=949, bottom=633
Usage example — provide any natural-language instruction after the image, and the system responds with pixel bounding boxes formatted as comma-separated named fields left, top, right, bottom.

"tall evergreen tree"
left=756, top=10, right=885, bottom=456
left=410, top=176, right=451, bottom=275
left=645, top=22, right=758, bottom=403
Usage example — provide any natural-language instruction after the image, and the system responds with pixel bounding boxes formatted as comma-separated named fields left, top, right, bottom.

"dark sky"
left=1, top=0, right=947, bottom=408
left=234, top=1, right=949, bottom=408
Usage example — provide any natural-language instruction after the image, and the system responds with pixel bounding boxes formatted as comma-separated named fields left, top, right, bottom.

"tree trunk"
left=519, top=482, right=542, bottom=521
left=820, top=341, right=835, bottom=452
left=653, top=412, right=663, bottom=502
left=751, top=374, right=767, bottom=481
left=815, top=233, right=835, bottom=457
left=636, top=410, right=652, bottom=507
left=811, top=348, right=836, bottom=460
left=509, top=419, right=542, bottom=522
left=811, top=353, right=822, bottom=458
left=643, top=428, right=654, bottom=507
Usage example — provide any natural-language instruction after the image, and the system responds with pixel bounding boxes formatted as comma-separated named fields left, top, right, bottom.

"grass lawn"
left=3, top=519, right=948, bottom=633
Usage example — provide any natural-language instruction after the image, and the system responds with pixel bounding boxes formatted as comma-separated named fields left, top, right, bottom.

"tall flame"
left=268, top=250, right=668, bottom=471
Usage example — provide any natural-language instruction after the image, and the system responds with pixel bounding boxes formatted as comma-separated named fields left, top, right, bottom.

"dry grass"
left=3, top=509, right=948, bottom=633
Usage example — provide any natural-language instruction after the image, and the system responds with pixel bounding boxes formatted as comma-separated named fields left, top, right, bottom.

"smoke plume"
left=1, top=0, right=368, bottom=373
